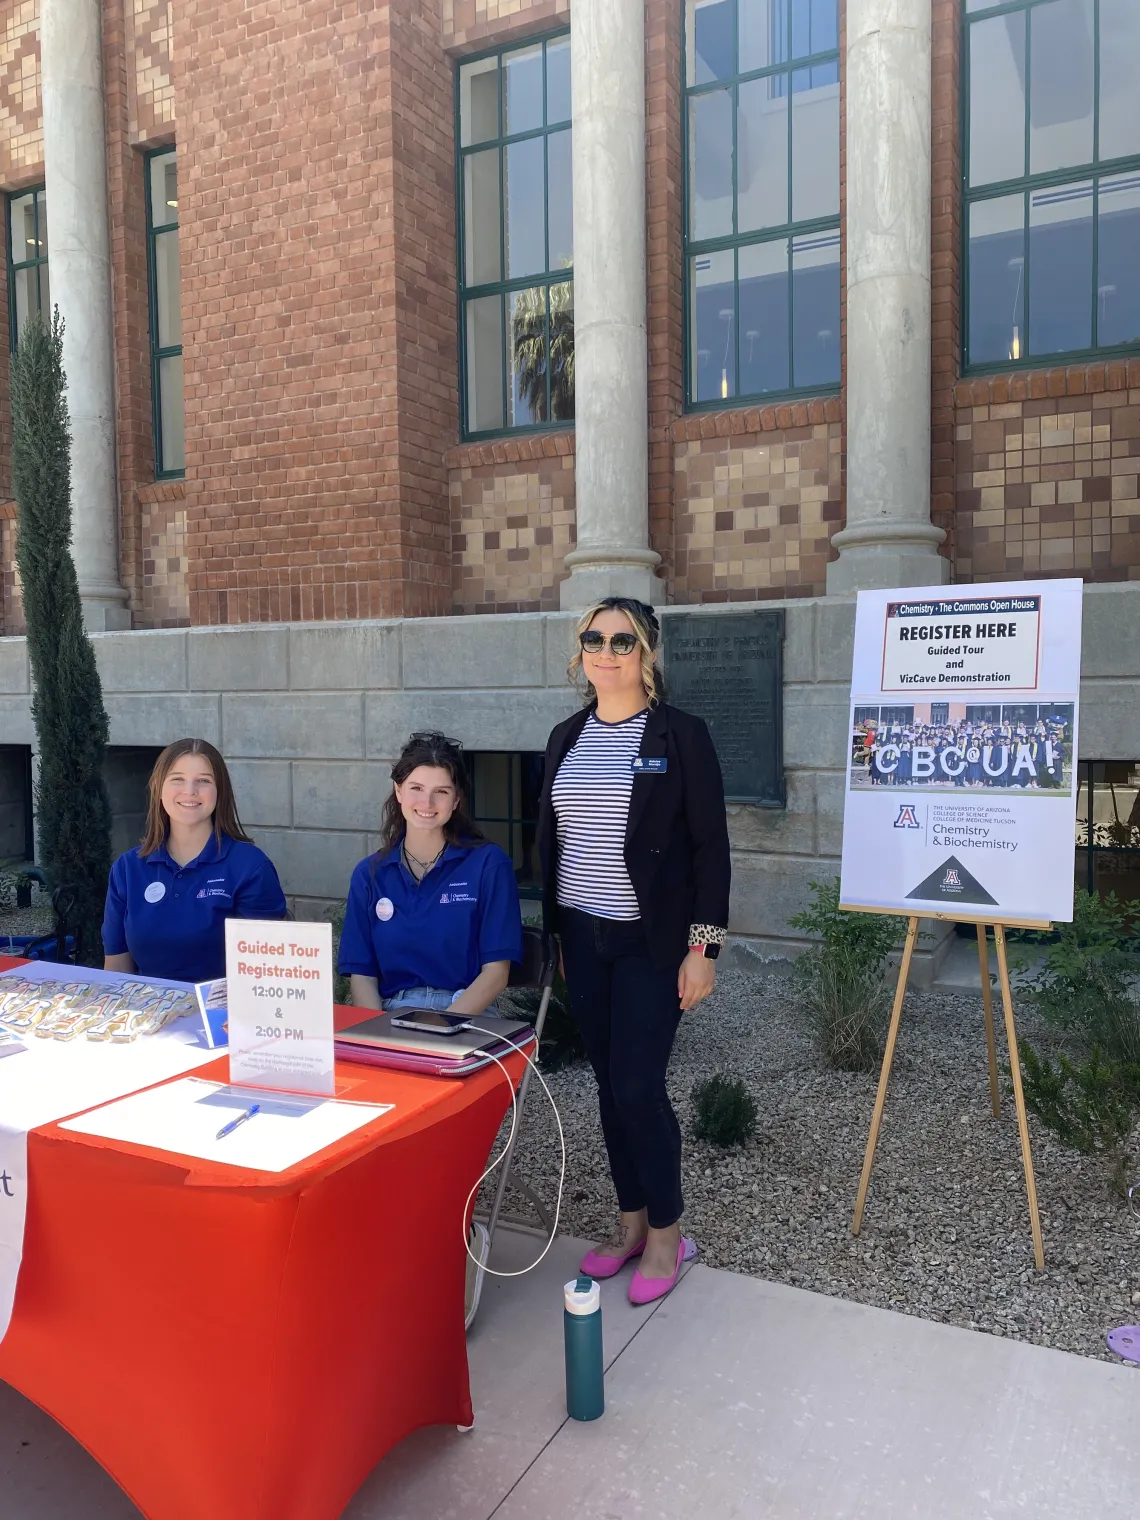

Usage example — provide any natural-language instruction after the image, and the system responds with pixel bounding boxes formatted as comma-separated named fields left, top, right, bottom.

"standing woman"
left=538, top=597, right=731, bottom=1305
left=103, top=738, right=286, bottom=983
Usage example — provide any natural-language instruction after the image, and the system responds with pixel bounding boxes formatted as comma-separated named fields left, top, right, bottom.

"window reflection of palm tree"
left=512, top=282, right=575, bottom=421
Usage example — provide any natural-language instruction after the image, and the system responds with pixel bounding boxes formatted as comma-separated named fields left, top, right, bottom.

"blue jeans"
left=381, top=986, right=460, bottom=1013
left=558, top=907, right=685, bottom=1230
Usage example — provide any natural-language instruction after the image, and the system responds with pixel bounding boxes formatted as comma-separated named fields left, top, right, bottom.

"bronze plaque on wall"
left=662, top=611, right=785, bottom=806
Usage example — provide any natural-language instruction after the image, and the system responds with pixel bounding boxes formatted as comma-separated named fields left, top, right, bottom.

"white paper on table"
left=0, top=965, right=219, bottom=1345
left=60, top=1077, right=393, bottom=1172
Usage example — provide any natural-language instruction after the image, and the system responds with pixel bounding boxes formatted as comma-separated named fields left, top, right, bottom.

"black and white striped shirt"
left=552, top=710, right=648, bottom=921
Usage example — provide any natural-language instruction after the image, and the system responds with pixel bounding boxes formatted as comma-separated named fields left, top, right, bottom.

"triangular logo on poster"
left=905, top=854, right=998, bottom=906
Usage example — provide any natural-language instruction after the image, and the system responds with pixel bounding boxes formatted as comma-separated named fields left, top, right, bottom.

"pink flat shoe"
left=579, top=1237, right=646, bottom=1280
left=628, top=1237, right=697, bottom=1306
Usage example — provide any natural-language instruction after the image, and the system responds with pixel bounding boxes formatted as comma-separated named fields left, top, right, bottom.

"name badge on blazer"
left=631, top=757, right=667, bottom=774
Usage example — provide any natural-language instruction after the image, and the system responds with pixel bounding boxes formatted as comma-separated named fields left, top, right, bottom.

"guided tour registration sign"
left=225, top=920, right=335, bottom=1096
left=840, top=578, right=1083, bottom=925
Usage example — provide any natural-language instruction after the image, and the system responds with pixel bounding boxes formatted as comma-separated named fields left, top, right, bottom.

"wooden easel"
left=846, top=908, right=1050, bottom=1271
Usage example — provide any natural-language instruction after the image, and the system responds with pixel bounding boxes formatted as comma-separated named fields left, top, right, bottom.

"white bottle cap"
left=564, top=1277, right=601, bottom=1316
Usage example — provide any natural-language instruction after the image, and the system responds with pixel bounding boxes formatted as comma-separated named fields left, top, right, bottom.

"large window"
left=6, top=186, right=49, bottom=347
left=684, top=0, right=840, bottom=408
left=965, top=0, right=1140, bottom=369
left=1075, top=761, right=1140, bottom=902
left=457, top=34, right=574, bottom=438
left=468, top=752, right=545, bottom=899
left=146, top=148, right=185, bottom=476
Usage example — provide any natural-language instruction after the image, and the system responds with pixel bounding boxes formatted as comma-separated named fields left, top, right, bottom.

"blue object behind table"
left=2, top=934, right=76, bottom=961
left=564, top=1276, right=604, bottom=1421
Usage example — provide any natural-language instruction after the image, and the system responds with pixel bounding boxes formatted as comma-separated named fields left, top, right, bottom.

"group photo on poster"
left=839, top=581, right=1084, bottom=925
left=849, top=701, right=1075, bottom=795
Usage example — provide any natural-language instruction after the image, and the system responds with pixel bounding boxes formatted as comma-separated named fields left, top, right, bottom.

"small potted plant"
left=15, top=872, right=33, bottom=909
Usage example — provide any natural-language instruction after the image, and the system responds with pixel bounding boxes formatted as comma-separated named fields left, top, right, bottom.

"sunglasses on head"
left=579, top=630, right=640, bottom=657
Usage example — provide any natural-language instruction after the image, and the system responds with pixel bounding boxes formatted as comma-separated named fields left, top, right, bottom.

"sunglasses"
left=579, top=630, right=640, bottom=657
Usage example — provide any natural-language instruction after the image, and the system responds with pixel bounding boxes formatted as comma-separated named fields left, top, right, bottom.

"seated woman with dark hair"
left=339, top=732, right=525, bottom=1328
left=338, top=732, right=524, bottom=1016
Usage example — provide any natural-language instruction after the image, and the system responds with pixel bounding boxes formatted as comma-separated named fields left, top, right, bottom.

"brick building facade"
left=1, top=0, right=1133, bottom=636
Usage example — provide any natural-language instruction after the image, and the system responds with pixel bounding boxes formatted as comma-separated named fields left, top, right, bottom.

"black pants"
left=558, top=907, right=685, bottom=1230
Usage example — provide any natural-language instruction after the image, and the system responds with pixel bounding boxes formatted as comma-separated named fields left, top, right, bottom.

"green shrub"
left=1016, top=891, right=1140, bottom=1164
left=11, top=311, right=113, bottom=965
left=788, top=878, right=906, bottom=1072
left=691, top=1073, right=758, bottom=1147
left=1020, top=1040, right=1140, bottom=1156
left=1016, top=890, right=1140, bottom=1063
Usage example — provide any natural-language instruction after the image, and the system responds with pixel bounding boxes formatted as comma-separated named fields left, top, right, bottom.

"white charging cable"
left=459, top=1031, right=566, bottom=1278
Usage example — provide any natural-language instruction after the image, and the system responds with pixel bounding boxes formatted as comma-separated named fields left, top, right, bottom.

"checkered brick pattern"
left=128, top=0, right=175, bottom=141
left=672, top=417, right=843, bottom=602
left=449, top=436, right=575, bottom=611
left=0, top=0, right=42, bottom=180
left=137, top=482, right=189, bottom=624
left=443, top=0, right=567, bottom=52
left=0, top=506, right=23, bottom=635
left=954, top=363, right=1140, bottom=581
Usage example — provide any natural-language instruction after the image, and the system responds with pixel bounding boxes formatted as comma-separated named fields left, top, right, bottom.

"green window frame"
left=683, top=0, right=841, bottom=410
left=963, top=0, right=1140, bottom=372
left=456, top=32, right=575, bottom=440
left=145, top=147, right=185, bottom=478
left=6, top=185, right=49, bottom=349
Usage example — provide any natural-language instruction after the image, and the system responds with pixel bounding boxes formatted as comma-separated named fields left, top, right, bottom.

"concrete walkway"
left=3, top=1226, right=1138, bottom=1518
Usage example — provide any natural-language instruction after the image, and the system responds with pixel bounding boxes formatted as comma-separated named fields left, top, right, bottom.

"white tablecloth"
left=0, top=965, right=219, bottom=1342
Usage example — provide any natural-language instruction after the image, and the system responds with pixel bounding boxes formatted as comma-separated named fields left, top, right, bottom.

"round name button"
left=376, top=897, right=394, bottom=922
left=144, top=881, right=166, bottom=904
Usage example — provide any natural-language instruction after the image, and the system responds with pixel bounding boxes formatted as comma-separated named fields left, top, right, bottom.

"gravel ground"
left=490, top=966, right=1140, bottom=1364
left=0, top=892, right=54, bottom=944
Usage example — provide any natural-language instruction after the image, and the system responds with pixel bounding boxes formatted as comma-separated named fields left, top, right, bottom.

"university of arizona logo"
left=894, top=805, right=921, bottom=829
left=942, top=868, right=961, bottom=888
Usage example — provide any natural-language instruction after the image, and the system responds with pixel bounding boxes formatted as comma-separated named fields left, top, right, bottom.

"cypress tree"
left=10, top=310, right=113, bottom=965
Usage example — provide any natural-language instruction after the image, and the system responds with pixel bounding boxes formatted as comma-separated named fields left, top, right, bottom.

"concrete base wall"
left=104, top=747, right=162, bottom=859
left=2, top=584, right=1139, bottom=983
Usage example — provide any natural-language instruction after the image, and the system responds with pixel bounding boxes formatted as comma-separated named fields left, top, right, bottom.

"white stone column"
left=827, top=0, right=948, bottom=594
left=41, top=0, right=130, bottom=630
left=559, top=0, right=663, bottom=610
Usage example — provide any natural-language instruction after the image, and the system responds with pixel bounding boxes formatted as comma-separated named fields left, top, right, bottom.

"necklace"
left=403, top=841, right=445, bottom=879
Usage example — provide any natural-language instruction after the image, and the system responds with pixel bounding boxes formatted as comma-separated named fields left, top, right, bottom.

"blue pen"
left=216, top=1103, right=260, bottom=1141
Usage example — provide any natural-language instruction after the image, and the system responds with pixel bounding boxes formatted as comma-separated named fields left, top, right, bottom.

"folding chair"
left=484, top=924, right=559, bottom=1248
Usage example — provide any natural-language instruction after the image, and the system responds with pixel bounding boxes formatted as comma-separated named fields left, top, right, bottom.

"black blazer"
left=537, top=702, right=732, bottom=970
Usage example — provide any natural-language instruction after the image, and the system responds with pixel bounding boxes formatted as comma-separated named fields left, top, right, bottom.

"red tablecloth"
left=0, top=957, right=526, bottom=1520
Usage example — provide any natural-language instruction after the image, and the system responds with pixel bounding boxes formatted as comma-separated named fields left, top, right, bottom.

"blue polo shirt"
left=338, top=839, right=523, bottom=998
left=102, top=834, right=287, bottom=984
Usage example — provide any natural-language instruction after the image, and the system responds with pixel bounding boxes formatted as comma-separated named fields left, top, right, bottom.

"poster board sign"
left=840, top=579, right=1082, bottom=925
left=225, top=921, right=335, bottom=1097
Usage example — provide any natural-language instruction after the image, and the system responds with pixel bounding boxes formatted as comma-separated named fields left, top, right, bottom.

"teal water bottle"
left=564, top=1276, right=604, bottom=1421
